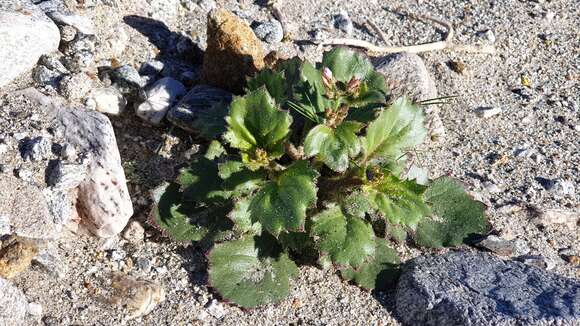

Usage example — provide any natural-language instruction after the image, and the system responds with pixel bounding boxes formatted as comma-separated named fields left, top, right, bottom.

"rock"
left=136, top=257, right=152, bottom=273
left=253, top=19, right=284, bottom=44
left=40, top=54, right=69, bottom=75
left=55, top=107, right=133, bottom=237
left=475, top=106, right=502, bottom=118
left=33, top=65, right=63, bottom=87
left=514, top=254, right=557, bottom=270
left=139, top=60, right=165, bottom=76
left=59, top=73, right=93, bottom=100
left=27, top=302, right=43, bottom=318
left=396, top=251, right=580, bottom=326
left=475, top=235, right=523, bottom=256
left=59, top=25, right=77, bottom=42
left=112, top=65, right=146, bottom=95
left=32, top=242, right=67, bottom=279
left=47, top=161, right=88, bottom=190
left=334, top=10, right=353, bottom=35
left=0, top=215, right=10, bottom=236
left=0, top=0, right=60, bottom=88
left=0, top=277, right=28, bottom=325
left=108, top=273, right=165, bottom=320
left=46, top=11, right=95, bottom=35
left=374, top=53, right=445, bottom=139
left=20, top=136, right=51, bottom=161
left=167, top=85, right=232, bottom=133
left=555, top=179, right=575, bottom=196
left=0, top=239, right=38, bottom=279
left=202, top=9, right=265, bottom=93
left=59, top=144, right=77, bottom=160
left=0, top=174, right=67, bottom=239
left=86, top=87, right=127, bottom=116
left=136, top=77, right=186, bottom=125
left=122, top=221, right=145, bottom=244
left=532, top=208, right=579, bottom=230
left=205, top=299, right=226, bottom=319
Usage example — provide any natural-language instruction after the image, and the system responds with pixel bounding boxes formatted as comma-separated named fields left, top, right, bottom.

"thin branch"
left=366, top=19, right=389, bottom=44
left=314, top=12, right=495, bottom=55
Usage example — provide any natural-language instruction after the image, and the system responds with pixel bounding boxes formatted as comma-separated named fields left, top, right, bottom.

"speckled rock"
left=0, top=277, right=28, bottom=325
left=374, top=53, right=445, bottom=139
left=396, top=251, right=580, bottom=326
left=202, top=9, right=265, bottom=93
left=0, top=0, right=60, bottom=88
left=167, top=85, right=232, bottom=133
left=55, top=107, right=133, bottom=238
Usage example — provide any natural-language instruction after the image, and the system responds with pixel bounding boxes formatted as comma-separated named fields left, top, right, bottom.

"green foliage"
left=153, top=47, right=489, bottom=308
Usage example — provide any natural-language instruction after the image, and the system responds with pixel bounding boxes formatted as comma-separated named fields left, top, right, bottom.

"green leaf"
left=178, top=158, right=229, bottom=203
left=415, top=177, right=488, bottom=248
left=204, top=140, right=226, bottom=160
left=152, top=183, right=233, bottom=242
left=246, top=69, right=288, bottom=105
left=311, top=205, right=375, bottom=269
left=339, top=238, right=400, bottom=290
left=229, top=197, right=261, bottom=235
left=303, top=122, right=363, bottom=172
left=321, top=47, right=387, bottom=93
left=224, top=89, right=292, bottom=169
left=208, top=235, right=299, bottom=308
left=341, top=191, right=374, bottom=219
left=363, top=172, right=431, bottom=227
left=190, top=102, right=230, bottom=140
left=249, top=161, right=318, bottom=236
left=218, top=161, right=266, bottom=197
left=362, top=97, right=427, bottom=164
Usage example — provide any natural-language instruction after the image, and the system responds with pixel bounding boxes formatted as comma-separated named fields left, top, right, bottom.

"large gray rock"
left=0, top=277, right=28, bottom=325
left=0, top=0, right=60, bottom=88
left=374, top=53, right=445, bottom=139
left=396, top=251, right=580, bottom=326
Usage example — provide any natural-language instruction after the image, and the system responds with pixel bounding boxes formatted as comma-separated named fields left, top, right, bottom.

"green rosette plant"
left=152, top=47, right=488, bottom=307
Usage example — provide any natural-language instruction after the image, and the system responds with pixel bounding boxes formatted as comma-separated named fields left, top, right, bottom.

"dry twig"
left=315, top=12, right=495, bottom=55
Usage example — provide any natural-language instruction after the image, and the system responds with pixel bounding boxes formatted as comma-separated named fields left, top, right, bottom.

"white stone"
left=26, top=302, right=43, bottom=317
left=532, top=209, right=579, bottom=230
left=0, top=277, right=28, bottom=325
left=475, top=107, right=502, bottom=118
left=46, top=11, right=95, bottom=35
left=136, top=77, right=186, bottom=125
left=87, top=87, right=127, bottom=116
left=0, top=0, right=60, bottom=88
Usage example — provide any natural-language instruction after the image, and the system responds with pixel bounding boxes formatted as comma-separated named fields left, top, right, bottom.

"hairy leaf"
left=229, top=197, right=261, bottom=235
left=311, top=205, right=375, bottom=269
left=246, top=69, right=287, bottom=105
left=249, top=161, right=318, bottom=236
left=204, top=140, right=226, bottom=160
left=178, top=158, right=230, bottom=203
left=152, top=183, right=233, bottom=242
left=224, top=89, right=292, bottom=169
left=218, top=161, right=266, bottom=197
left=415, top=177, right=488, bottom=248
left=321, top=47, right=387, bottom=93
left=303, top=122, right=363, bottom=172
left=362, top=97, right=427, bottom=164
left=190, top=102, right=230, bottom=140
left=208, top=235, right=298, bottom=308
left=339, top=238, right=400, bottom=290
left=364, top=172, right=431, bottom=227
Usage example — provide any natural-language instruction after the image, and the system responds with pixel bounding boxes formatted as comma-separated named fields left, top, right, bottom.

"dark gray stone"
left=396, top=251, right=580, bottom=326
left=167, top=85, right=232, bottom=133
left=112, top=65, right=146, bottom=95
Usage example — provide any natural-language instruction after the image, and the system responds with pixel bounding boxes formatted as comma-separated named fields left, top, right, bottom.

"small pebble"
left=27, top=302, right=43, bottom=317
left=475, top=107, right=502, bottom=118
left=334, top=10, right=353, bottom=35
left=122, top=221, right=145, bottom=244
left=59, top=73, right=93, bottom=100
left=253, top=19, right=284, bottom=44
left=205, top=299, right=226, bottom=319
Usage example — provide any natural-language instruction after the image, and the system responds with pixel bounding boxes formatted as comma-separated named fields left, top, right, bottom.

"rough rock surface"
left=202, top=9, right=265, bottom=93
left=167, top=84, right=232, bottom=133
left=0, top=0, right=60, bottom=88
left=0, top=175, right=65, bottom=239
left=55, top=107, right=133, bottom=238
left=374, top=53, right=445, bottom=139
left=396, top=251, right=580, bottom=326
left=0, top=277, right=28, bottom=325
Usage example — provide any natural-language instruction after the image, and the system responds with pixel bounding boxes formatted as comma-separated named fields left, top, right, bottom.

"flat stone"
left=396, top=251, right=580, bottom=326
left=532, top=208, right=578, bottom=230
left=0, top=277, right=28, bottom=325
left=136, top=77, right=186, bottom=125
left=202, top=9, right=265, bottom=93
left=107, top=273, right=165, bottom=320
left=374, top=53, right=445, bottom=139
left=86, top=87, right=127, bottom=116
left=0, top=0, right=60, bottom=88
left=167, top=85, right=232, bottom=133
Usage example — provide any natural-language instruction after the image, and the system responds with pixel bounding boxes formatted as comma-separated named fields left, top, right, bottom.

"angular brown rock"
left=0, top=239, right=38, bottom=279
left=202, top=9, right=265, bottom=93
